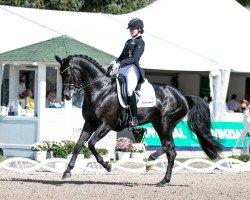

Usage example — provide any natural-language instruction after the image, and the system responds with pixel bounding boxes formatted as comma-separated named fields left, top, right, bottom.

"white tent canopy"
left=1, top=0, right=250, bottom=72
left=1, top=0, right=250, bottom=120
left=0, top=6, right=60, bottom=54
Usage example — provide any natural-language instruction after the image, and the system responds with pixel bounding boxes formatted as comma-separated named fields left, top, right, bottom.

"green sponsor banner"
left=139, top=121, right=250, bottom=148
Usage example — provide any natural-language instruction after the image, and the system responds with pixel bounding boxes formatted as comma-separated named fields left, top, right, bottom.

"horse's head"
left=55, top=55, right=82, bottom=101
left=56, top=54, right=109, bottom=100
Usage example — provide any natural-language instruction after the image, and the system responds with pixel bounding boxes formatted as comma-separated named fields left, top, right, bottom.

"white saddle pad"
left=116, top=78, right=156, bottom=108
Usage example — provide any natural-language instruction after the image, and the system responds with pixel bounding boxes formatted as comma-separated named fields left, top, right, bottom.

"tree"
left=0, top=0, right=155, bottom=13
left=236, top=0, right=250, bottom=7
left=81, top=0, right=155, bottom=14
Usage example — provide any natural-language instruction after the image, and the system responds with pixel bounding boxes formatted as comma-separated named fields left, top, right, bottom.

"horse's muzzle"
left=63, top=89, right=73, bottom=100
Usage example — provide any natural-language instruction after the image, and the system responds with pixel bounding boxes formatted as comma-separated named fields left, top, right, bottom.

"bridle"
left=60, top=62, right=112, bottom=93
left=60, top=63, right=83, bottom=93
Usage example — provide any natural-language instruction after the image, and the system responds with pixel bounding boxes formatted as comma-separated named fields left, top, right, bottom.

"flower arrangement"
left=62, top=140, right=76, bottom=154
left=51, top=140, right=75, bottom=158
left=115, top=137, right=133, bottom=152
left=131, top=141, right=147, bottom=153
left=51, top=141, right=66, bottom=158
left=43, top=140, right=54, bottom=152
left=31, top=140, right=77, bottom=158
left=31, top=141, right=49, bottom=152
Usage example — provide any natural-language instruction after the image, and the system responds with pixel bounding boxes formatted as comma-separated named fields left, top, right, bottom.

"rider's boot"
left=128, top=92, right=138, bottom=127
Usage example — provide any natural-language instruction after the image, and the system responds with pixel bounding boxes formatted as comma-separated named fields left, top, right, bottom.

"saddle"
left=116, top=75, right=156, bottom=109
left=116, top=74, right=156, bottom=129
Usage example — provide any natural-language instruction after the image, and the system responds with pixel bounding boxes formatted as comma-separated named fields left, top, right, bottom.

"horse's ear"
left=55, top=55, right=62, bottom=64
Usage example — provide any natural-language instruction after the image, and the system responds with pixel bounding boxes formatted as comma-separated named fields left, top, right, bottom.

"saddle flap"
left=117, top=74, right=128, bottom=105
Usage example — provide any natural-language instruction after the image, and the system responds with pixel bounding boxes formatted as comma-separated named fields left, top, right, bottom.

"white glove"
left=110, top=60, right=117, bottom=66
left=110, top=63, right=120, bottom=76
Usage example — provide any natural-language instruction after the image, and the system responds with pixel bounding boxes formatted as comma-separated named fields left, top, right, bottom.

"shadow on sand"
left=0, top=177, right=190, bottom=188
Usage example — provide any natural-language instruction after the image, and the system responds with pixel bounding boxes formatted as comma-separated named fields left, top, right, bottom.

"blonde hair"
left=240, top=99, right=249, bottom=107
left=24, top=89, right=33, bottom=98
left=24, top=89, right=35, bottom=109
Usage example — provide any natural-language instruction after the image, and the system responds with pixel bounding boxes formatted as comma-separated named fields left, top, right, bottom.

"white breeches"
left=119, top=64, right=140, bottom=96
left=234, top=116, right=250, bottom=149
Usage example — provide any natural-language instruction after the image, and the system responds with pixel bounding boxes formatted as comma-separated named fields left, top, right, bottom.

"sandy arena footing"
left=0, top=171, right=250, bottom=200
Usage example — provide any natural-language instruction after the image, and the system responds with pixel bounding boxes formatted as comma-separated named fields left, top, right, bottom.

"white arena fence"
left=0, top=157, right=250, bottom=175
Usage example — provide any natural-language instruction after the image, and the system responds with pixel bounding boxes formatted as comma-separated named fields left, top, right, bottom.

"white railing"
left=0, top=157, right=250, bottom=175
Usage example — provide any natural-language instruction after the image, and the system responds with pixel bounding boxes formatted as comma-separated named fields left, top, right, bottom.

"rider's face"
left=130, top=28, right=139, bottom=37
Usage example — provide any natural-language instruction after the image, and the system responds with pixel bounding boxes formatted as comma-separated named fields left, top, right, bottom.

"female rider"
left=111, top=18, right=145, bottom=127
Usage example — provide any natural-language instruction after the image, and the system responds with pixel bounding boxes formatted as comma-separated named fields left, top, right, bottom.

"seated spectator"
left=24, top=89, right=35, bottom=109
left=73, top=90, right=84, bottom=108
left=46, top=90, right=62, bottom=108
left=226, top=94, right=242, bottom=112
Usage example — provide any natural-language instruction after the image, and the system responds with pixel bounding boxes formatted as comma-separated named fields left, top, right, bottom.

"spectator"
left=233, top=99, right=250, bottom=151
left=46, top=90, right=62, bottom=108
left=73, top=90, right=84, bottom=108
left=19, top=74, right=26, bottom=99
left=226, top=94, right=242, bottom=112
left=24, top=89, right=35, bottom=109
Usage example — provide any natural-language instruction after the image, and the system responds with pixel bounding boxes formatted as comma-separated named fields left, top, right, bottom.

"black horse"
left=55, top=54, right=223, bottom=186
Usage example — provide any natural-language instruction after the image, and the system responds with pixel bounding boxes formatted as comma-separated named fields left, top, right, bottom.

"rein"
left=61, top=63, right=112, bottom=93
left=75, top=72, right=110, bottom=92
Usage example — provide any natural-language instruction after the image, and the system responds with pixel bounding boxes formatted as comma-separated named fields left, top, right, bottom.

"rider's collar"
left=132, top=33, right=141, bottom=40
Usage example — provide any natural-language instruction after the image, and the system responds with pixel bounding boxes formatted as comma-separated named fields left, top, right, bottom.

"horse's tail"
left=185, top=96, right=223, bottom=159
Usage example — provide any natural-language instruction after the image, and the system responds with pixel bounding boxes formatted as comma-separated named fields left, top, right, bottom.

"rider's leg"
left=128, top=92, right=138, bottom=127
left=119, top=64, right=140, bottom=127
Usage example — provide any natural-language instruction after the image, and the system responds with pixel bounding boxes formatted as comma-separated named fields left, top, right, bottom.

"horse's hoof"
left=105, top=162, right=112, bottom=172
left=62, top=171, right=72, bottom=179
left=156, top=179, right=169, bottom=187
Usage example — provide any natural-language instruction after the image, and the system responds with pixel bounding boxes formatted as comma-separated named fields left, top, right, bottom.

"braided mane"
left=70, top=54, right=106, bottom=73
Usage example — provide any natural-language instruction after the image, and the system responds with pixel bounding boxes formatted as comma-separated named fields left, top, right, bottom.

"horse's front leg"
left=88, top=123, right=112, bottom=172
left=62, top=130, right=91, bottom=179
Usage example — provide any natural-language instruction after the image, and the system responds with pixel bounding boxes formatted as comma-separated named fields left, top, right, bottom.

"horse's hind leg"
left=148, top=122, right=177, bottom=186
left=157, top=140, right=176, bottom=186
left=132, top=128, right=146, bottom=143
left=62, top=130, right=91, bottom=179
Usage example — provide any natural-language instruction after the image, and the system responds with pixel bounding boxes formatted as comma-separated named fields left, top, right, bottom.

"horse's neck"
left=80, top=61, right=105, bottom=80
left=80, top=62, right=111, bottom=94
